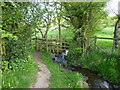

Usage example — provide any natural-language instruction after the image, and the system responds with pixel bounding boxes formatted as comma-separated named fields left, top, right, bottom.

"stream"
left=51, top=52, right=119, bottom=89
left=65, top=65, right=118, bottom=88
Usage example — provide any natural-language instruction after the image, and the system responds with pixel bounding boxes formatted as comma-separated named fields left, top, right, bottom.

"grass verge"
left=40, top=52, right=88, bottom=88
left=2, top=54, right=38, bottom=88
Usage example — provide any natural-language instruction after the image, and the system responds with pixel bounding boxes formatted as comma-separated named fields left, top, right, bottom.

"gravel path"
left=30, top=51, right=51, bottom=88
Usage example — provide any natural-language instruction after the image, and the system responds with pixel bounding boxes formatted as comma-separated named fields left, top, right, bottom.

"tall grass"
left=80, top=51, right=120, bottom=85
left=67, top=48, right=120, bottom=86
left=40, top=52, right=88, bottom=88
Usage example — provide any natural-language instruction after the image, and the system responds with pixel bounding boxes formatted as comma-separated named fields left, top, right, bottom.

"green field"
left=38, top=27, right=74, bottom=41
left=95, top=26, right=119, bottom=53
left=95, top=26, right=114, bottom=38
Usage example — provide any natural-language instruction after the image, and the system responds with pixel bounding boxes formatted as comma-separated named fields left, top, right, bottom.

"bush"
left=67, top=49, right=120, bottom=85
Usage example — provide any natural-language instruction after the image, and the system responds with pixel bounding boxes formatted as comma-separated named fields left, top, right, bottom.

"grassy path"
left=31, top=51, right=51, bottom=88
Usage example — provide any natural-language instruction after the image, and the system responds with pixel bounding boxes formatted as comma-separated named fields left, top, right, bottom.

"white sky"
left=106, top=0, right=120, bottom=17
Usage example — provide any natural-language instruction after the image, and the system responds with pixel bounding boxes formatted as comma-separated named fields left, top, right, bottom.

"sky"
left=106, top=0, right=120, bottom=17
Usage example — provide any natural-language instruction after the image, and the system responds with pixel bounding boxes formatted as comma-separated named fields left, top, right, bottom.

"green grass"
left=0, top=70, right=1, bottom=89
left=95, top=26, right=114, bottom=38
left=2, top=54, right=38, bottom=88
left=80, top=51, right=120, bottom=86
left=40, top=52, right=88, bottom=88
left=95, top=26, right=117, bottom=53
left=37, top=27, right=74, bottom=42
left=67, top=47, right=120, bottom=86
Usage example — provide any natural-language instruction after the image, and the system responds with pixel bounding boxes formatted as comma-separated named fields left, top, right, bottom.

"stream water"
left=51, top=52, right=119, bottom=89
left=65, top=65, right=119, bottom=89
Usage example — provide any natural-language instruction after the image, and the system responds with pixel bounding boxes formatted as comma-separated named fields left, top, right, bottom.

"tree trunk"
left=113, top=17, right=120, bottom=49
left=58, top=15, right=61, bottom=41
left=35, top=29, right=38, bottom=50
left=44, top=24, right=50, bottom=40
left=37, top=28, right=44, bottom=38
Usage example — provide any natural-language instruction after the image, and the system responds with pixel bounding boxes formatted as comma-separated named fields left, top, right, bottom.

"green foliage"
left=0, top=70, right=1, bottom=89
left=67, top=48, right=120, bottom=85
left=66, top=42, right=83, bottom=65
left=81, top=51, right=120, bottom=85
left=62, top=2, right=107, bottom=39
left=2, top=2, right=34, bottom=62
left=41, top=52, right=88, bottom=88
left=2, top=61, right=9, bottom=72
left=1, top=30, right=18, bottom=40
left=2, top=55, right=38, bottom=88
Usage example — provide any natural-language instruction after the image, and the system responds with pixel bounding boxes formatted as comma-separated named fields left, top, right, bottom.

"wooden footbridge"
left=32, top=35, right=70, bottom=54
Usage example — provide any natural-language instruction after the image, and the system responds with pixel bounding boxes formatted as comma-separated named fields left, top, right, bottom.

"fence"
left=32, top=35, right=120, bottom=54
left=32, top=35, right=70, bottom=54
left=91, top=36, right=120, bottom=54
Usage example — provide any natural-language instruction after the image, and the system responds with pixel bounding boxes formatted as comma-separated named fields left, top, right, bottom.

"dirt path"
left=30, top=51, right=51, bottom=88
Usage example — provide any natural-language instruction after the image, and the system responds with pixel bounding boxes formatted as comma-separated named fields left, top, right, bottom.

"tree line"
left=1, top=1, right=112, bottom=71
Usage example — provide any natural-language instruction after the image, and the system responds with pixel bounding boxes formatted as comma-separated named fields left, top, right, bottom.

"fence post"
left=94, top=36, right=97, bottom=50
left=56, top=36, right=59, bottom=53
left=64, top=35, right=66, bottom=50
left=46, top=37, right=48, bottom=52
left=50, top=35, right=52, bottom=53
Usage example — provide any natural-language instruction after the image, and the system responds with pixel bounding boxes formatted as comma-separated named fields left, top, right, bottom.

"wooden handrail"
left=85, top=36, right=120, bottom=40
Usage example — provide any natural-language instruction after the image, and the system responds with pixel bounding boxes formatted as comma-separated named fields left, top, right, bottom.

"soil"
left=30, top=51, right=51, bottom=88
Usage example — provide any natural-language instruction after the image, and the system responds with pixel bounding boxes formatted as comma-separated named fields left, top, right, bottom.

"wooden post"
left=56, top=35, right=58, bottom=54
left=60, top=36, right=62, bottom=50
left=64, top=35, right=66, bottom=50
left=51, top=35, right=52, bottom=53
left=46, top=37, right=48, bottom=52
left=112, top=40, right=115, bottom=53
left=59, top=35, right=62, bottom=50
left=94, top=36, right=97, bottom=50
left=36, top=38, right=38, bottom=50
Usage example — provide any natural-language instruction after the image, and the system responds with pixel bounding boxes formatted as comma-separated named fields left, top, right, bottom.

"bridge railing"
left=32, top=35, right=120, bottom=55
left=31, top=35, right=70, bottom=54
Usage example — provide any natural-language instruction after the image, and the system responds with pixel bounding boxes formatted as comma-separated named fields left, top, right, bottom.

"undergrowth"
left=2, top=54, right=38, bottom=88
left=40, top=52, right=88, bottom=88
left=67, top=46, right=120, bottom=86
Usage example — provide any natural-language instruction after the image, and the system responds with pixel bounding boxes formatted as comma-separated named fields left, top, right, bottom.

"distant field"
left=38, top=28, right=74, bottom=41
left=37, top=26, right=117, bottom=52
left=95, top=26, right=115, bottom=52
left=95, top=26, right=114, bottom=38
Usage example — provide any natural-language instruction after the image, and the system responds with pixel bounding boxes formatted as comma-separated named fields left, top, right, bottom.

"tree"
left=113, top=15, right=120, bottom=49
left=2, top=2, right=36, bottom=62
left=37, top=2, right=55, bottom=40
left=62, top=2, right=107, bottom=53
left=54, top=2, right=63, bottom=41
